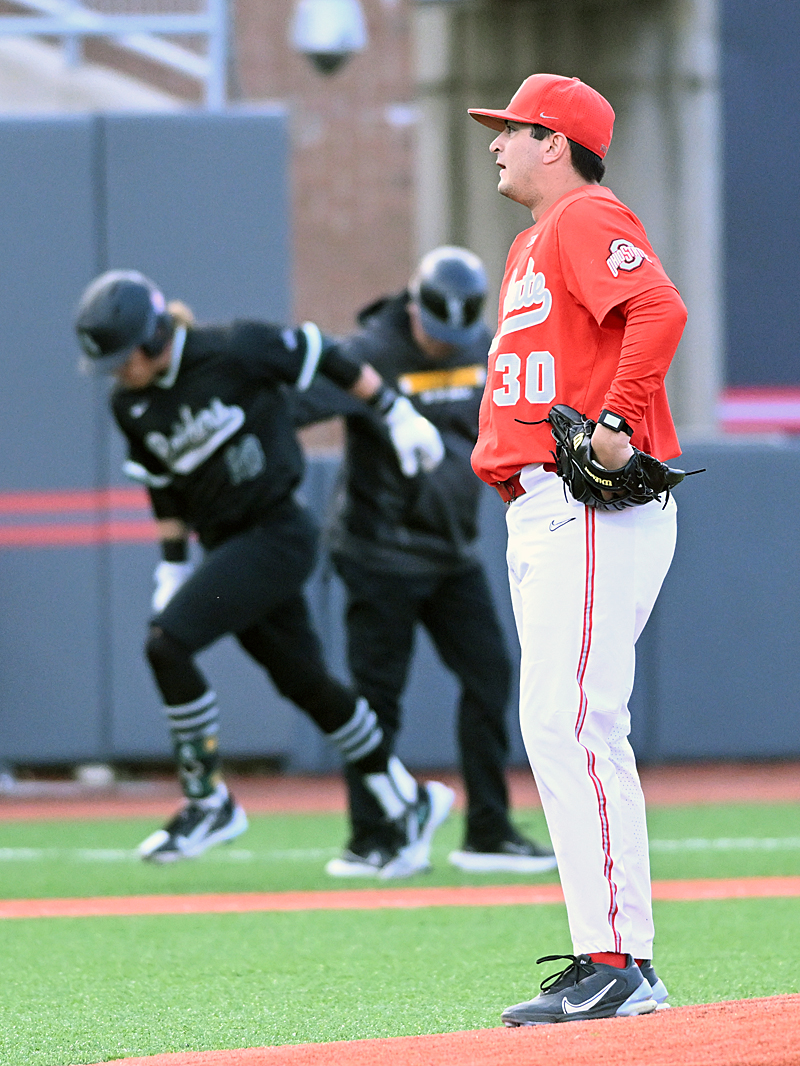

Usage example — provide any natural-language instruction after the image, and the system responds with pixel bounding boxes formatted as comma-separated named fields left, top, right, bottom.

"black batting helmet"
left=75, top=269, right=174, bottom=373
left=409, top=246, right=488, bottom=345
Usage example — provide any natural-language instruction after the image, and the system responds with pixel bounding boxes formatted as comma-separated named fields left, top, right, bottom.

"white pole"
left=206, top=0, right=228, bottom=111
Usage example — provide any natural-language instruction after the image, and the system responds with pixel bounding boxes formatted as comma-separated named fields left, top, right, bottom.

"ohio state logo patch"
left=606, top=238, right=653, bottom=277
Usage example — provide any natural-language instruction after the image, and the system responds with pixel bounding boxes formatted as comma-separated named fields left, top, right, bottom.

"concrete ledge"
left=0, top=35, right=183, bottom=112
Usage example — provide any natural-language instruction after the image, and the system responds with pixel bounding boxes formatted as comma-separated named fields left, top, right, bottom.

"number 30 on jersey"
left=492, top=351, right=555, bottom=407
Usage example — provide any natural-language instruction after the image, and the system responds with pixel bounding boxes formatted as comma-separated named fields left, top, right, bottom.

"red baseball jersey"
left=472, top=184, right=685, bottom=486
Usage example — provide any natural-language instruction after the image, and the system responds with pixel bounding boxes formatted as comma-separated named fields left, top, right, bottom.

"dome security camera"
left=290, top=0, right=368, bottom=75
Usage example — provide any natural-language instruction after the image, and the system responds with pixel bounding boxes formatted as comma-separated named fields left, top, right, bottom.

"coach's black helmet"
left=75, top=269, right=174, bottom=373
left=409, top=246, right=488, bottom=345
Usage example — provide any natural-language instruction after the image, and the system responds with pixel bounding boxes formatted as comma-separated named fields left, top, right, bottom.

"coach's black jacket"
left=292, top=292, right=491, bottom=575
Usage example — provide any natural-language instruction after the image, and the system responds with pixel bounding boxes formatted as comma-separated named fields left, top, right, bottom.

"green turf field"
left=1, top=802, right=799, bottom=1066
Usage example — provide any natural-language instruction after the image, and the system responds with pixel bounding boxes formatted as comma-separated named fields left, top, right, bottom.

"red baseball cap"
left=468, top=73, right=615, bottom=159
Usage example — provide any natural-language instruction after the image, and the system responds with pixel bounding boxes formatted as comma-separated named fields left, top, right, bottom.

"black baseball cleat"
left=502, top=953, right=658, bottom=1026
left=638, top=959, right=670, bottom=1008
left=448, top=830, right=557, bottom=873
left=325, top=843, right=398, bottom=878
left=138, top=792, right=248, bottom=862
left=379, top=780, right=455, bottom=879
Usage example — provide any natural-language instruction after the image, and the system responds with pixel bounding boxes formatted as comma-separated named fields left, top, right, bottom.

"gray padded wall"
left=3, top=115, right=800, bottom=773
left=0, top=117, right=104, bottom=761
left=0, top=111, right=295, bottom=765
left=0, top=117, right=99, bottom=488
left=99, top=111, right=290, bottom=322
left=629, top=440, right=800, bottom=762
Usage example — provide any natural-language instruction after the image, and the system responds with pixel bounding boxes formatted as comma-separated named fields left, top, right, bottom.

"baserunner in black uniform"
left=293, top=247, right=557, bottom=877
left=74, top=269, right=455, bottom=873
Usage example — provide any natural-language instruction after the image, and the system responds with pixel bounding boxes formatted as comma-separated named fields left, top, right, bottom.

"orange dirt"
left=4, top=876, right=800, bottom=920
left=93, top=996, right=800, bottom=1066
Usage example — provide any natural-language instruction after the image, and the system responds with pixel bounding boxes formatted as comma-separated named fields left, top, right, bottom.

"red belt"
left=494, top=472, right=526, bottom=503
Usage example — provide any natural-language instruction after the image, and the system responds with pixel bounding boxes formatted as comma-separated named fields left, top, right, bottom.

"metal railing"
left=0, top=0, right=229, bottom=109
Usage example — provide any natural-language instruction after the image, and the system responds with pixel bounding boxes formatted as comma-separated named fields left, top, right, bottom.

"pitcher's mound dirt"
left=103, top=995, right=800, bottom=1066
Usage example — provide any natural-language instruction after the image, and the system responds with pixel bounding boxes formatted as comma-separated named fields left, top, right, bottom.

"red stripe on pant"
left=574, top=508, right=621, bottom=950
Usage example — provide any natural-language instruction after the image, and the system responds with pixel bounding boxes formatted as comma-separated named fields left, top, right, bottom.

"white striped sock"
left=165, top=691, right=219, bottom=741
left=364, top=756, right=419, bottom=819
left=328, top=697, right=383, bottom=763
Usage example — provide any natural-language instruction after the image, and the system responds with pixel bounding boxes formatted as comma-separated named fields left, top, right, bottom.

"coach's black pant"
left=334, top=556, right=514, bottom=849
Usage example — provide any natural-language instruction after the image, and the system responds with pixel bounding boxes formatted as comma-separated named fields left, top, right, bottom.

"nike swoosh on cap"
left=540, top=112, right=560, bottom=120
left=562, top=978, right=617, bottom=1015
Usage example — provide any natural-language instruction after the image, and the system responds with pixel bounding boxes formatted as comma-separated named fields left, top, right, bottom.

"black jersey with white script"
left=112, top=321, right=342, bottom=548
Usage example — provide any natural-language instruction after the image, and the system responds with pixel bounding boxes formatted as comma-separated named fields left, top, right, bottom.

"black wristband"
left=367, top=383, right=398, bottom=416
left=317, top=339, right=362, bottom=390
left=597, top=409, right=634, bottom=436
left=161, top=538, right=189, bottom=563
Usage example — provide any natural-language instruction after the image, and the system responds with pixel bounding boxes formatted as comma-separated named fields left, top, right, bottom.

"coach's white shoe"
left=325, top=844, right=397, bottom=878
left=449, top=831, right=557, bottom=874
left=380, top=780, right=455, bottom=879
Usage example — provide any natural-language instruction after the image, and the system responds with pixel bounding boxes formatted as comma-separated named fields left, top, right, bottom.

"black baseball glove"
left=546, top=404, right=691, bottom=511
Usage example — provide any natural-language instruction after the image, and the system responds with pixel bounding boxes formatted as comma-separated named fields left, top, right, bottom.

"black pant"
left=155, top=501, right=355, bottom=734
left=334, top=556, right=514, bottom=848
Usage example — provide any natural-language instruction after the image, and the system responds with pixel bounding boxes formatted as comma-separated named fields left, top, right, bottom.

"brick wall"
left=235, top=0, right=414, bottom=449
left=236, top=0, right=416, bottom=334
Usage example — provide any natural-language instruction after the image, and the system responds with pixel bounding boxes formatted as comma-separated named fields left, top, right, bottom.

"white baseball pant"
left=506, top=463, right=677, bottom=958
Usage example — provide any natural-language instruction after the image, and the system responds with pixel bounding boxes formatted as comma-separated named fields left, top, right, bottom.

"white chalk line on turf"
left=1, top=838, right=800, bottom=863
left=0, top=847, right=338, bottom=863
left=650, top=837, right=800, bottom=851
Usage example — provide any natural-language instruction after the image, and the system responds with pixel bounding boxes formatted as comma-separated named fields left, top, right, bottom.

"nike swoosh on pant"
left=562, top=978, right=617, bottom=1014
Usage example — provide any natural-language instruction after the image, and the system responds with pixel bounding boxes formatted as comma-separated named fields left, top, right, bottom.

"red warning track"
left=3, top=760, right=800, bottom=821
left=3, top=875, right=800, bottom=920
